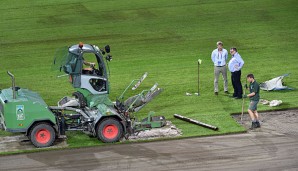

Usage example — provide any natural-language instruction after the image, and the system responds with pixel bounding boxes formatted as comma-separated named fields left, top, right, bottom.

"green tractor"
left=0, top=43, right=165, bottom=148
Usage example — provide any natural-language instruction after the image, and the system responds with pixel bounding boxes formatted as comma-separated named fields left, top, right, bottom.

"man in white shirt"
left=228, top=47, right=244, bottom=99
left=211, top=41, right=229, bottom=95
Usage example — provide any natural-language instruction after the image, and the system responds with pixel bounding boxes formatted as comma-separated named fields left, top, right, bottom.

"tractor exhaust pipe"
left=7, top=71, right=16, bottom=99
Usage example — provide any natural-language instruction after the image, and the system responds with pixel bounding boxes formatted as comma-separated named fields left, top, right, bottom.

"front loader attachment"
left=115, top=73, right=166, bottom=134
left=124, top=83, right=162, bottom=112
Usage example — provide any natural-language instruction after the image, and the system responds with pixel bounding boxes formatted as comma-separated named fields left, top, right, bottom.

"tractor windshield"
left=52, top=46, right=72, bottom=71
left=52, top=46, right=80, bottom=74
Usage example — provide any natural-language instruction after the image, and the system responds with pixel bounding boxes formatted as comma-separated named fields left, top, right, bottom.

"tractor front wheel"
left=29, top=123, right=56, bottom=148
left=97, top=118, right=123, bottom=143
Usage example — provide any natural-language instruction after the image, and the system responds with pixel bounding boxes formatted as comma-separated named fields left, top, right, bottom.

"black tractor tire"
left=97, top=118, right=123, bottom=143
left=72, top=91, right=87, bottom=108
left=29, top=123, right=56, bottom=148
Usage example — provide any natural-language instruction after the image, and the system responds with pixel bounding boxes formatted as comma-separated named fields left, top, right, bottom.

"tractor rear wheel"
left=73, top=91, right=87, bottom=108
left=29, top=123, right=56, bottom=148
left=97, top=118, right=123, bottom=143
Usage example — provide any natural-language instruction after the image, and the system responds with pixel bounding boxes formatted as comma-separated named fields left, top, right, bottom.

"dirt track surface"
left=0, top=110, right=298, bottom=171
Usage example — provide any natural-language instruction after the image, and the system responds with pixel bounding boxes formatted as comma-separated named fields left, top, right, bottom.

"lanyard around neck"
left=218, top=50, right=222, bottom=59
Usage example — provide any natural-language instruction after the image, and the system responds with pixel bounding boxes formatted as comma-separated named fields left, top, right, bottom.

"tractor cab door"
left=80, top=52, right=109, bottom=95
left=52, top=46, right=83, bottom=88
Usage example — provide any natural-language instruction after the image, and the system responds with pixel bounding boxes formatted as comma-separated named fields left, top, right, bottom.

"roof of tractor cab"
left=69, top=44, right=99, bottom=55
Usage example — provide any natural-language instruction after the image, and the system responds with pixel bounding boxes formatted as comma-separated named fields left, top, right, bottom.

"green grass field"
left=0, top=0, right=297, bottom=148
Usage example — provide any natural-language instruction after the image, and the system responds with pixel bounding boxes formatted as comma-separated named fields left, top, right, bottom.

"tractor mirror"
left=105, top=45, right=110, bottom=53
left=132, top=72, right=148, bottom=90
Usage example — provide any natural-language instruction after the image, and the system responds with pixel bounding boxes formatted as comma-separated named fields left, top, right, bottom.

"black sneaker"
left=215, top=92, right=218, bottom=96
left=224, top=91, right=229, bottom=94
left=250, top=122, right=258, bottom=129
left=255, top=121, right=261, bottom=128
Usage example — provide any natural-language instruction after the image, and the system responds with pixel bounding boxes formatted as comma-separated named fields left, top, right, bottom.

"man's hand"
left=90, top=63, right=95, bottom=67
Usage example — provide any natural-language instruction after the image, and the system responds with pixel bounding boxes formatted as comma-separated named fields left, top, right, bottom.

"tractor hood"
left=0, top=88, right=48, bottom=107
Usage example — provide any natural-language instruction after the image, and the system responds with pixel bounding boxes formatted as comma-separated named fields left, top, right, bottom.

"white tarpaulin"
left=260, top=74, right=293, bottom=91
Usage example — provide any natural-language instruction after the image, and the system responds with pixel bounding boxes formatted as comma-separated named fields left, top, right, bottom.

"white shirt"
left=211, top=48, right=228, bottom=66
left=228, top=52, right=244, bottom=72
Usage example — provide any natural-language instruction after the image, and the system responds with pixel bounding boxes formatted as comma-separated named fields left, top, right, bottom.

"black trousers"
left=231, top=70, right=243, bottom=98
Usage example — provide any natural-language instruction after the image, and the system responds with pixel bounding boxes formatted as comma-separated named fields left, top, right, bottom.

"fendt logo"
left=16, top=105, right=25, bottom=120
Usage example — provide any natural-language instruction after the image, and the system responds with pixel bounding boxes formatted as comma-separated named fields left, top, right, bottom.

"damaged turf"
left=127, top=121, right=182, bottom=141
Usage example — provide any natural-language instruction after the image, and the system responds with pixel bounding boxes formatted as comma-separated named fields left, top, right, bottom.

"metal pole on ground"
left=173, top=114, right=218, bottom=131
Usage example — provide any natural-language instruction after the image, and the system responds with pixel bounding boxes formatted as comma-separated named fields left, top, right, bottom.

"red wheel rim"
left=102, top=124, right=119, bottom=139
left=35, top=129, right=51, bottom=144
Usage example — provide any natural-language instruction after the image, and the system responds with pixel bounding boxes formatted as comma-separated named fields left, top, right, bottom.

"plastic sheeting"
left=260, top=74, right=293, bottom=91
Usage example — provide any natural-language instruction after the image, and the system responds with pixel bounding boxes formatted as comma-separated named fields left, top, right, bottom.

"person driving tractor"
left=83, top=60, right=95, bottom=67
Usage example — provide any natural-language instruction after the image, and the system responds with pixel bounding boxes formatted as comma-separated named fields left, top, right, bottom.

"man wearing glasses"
left=228, top=47, right=244, bottom=99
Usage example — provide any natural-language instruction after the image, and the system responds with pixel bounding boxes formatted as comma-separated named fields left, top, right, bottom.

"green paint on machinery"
left=0, top=86, right=56, bottom=132
left=0, top=43, right=166, bottom=148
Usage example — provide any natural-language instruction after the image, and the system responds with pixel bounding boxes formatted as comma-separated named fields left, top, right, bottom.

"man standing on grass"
left=211, top=41, right=229, bottom=95
left=228, top=47, right=244, bottom=99
left=244, top=74, right=260, bottom=129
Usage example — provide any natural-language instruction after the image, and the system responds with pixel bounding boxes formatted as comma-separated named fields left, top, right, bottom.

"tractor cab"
left=53, top=43, right=112, bottom=95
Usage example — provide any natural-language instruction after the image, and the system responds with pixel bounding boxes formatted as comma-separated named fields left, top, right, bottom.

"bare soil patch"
left=233, top=109, right=298, bottom=136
